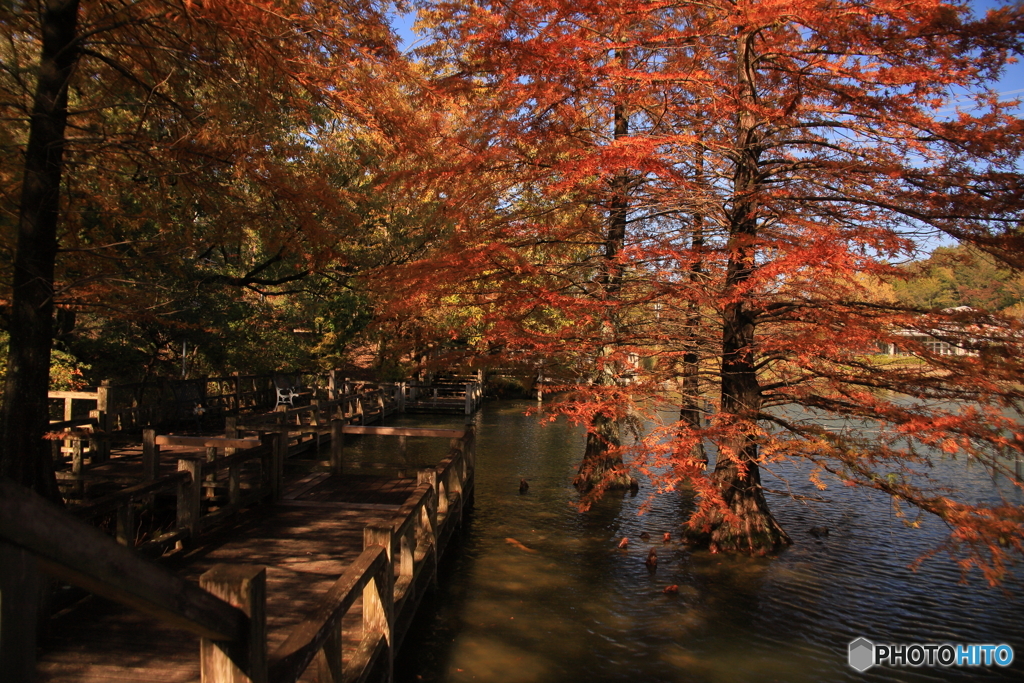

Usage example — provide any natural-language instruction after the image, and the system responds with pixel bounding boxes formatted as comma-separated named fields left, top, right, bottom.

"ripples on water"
left=346, top=401, right=1024, bottom=682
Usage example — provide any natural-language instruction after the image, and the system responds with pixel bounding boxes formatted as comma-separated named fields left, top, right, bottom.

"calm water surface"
left=347, top=401, right=1024, bottom=683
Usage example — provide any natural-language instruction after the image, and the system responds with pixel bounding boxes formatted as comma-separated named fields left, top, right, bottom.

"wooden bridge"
left=1, top=395, right=476, bottom=683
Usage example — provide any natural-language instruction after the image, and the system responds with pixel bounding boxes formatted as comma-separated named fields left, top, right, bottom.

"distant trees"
left=892, top=245, right=1024, bottom=315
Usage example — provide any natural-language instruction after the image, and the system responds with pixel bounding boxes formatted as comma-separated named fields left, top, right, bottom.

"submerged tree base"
left=683, top=510, right=791, bottom=556
left=684, top=467, right=791, bottom=556
left=573, top=465, right=638, bottom=493
left=573, top=413, right=637, bottom=499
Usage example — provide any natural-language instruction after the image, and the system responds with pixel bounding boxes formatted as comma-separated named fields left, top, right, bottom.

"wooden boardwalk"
left=2, top=425, right=475, bottom=683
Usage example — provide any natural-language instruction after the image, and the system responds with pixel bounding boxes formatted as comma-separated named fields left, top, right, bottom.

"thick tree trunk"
left=689, top=432, right=791, bottom=554
left=686, top=298, right=791, bottom=553
left=576, top=54, right=634, bottom=496
left=684, top=28, right=788, bottom=554
left=0, top=0, right=81, bottom=501
left=573, top=412, right=634, bottom=492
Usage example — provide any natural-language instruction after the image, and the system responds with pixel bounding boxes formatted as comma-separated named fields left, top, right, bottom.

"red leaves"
left=378, top=0, right=1024, bottom=575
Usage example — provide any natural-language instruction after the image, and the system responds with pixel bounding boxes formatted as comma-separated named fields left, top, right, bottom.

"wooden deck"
left=37, top=483, right=401, bottom=682
left=2, top=425, right=475, bottom=683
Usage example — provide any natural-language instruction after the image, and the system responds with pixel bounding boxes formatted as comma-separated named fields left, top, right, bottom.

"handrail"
left=268, top=545, right=390, bottom=683
left=155, top=435, right=262, bottom=449
left=71, top=470, right=191, bottom=521
left=0, top=479, right=246, bottom=642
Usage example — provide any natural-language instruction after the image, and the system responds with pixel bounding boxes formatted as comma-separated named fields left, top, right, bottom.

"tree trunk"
left=676, top=356, right=707, bottom=467
left=575, top=50, right=633, bottom=496
left=676, top=145, right=708, bottom=470
left=684, top=27, right=788, bottom=554
left=688, top=430, right=791, bottom=554
left=0, top=0, right=81, bottom=501
left=573, top=412, right=634, bottom=492
left=686, top=297, right=791, bottom=553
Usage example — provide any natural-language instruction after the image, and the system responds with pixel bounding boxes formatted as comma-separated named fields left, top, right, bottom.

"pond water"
left=346, top=400, right=1024, bottom=682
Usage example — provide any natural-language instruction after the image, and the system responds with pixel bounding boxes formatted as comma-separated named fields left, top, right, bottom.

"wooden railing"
left=0, top=479, right=249, bottom=681
left=66, top=431, right=279, bottom=550
left=0, top=426, right=475, bottom=683
left=403, top=382, right=483, bottom=415
left=46, top=378, right=407, bottom=502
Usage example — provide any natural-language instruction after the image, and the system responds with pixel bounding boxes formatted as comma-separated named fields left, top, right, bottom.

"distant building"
left=880, top=307, right=1001, bottom=357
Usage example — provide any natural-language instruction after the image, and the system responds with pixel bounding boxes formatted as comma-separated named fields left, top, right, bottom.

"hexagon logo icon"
left=848, top=637, right=875, bottom=672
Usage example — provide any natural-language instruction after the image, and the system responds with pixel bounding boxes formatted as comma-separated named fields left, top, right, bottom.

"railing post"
left=70, top=435, right=84, bottom=499
left=437, top=479, right=449, bottom=517
left=224, top=416, right=238, bottom=457
left=311, top=399, right=322, bottom=427
left=400, top=526, right=415, bottom=583
left=272, top=429, right=286, bottom=501
left=116, top=503, right=135, bottom=547
left=0, top=540, right=40, bottom=681
left=177, top=458, right=202, bottom=539
left=143, top=428, right=160, bottom=481
left=330, top=420, right=344, bottom=476
left=417, top=470, right=440, bottom=584
left=465, top=383, right=472, bottom=415
left=316, top=618, right=344, bottom=683
left=95, top=380, right=112, bottom=463
left=363, top=528, right=394, bottom=683
left=200, top=565, right=267, bottom=683
left=205, top=446, right=218, bottom=499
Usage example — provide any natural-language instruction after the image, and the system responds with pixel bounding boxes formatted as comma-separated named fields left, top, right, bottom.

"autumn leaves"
left=398, top=1, right=1024, bottom=571
left=1, top=1, right=1023, bottom=578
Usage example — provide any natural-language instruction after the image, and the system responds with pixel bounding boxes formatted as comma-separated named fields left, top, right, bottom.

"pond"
left=346, top=400, right=1024, bottom=682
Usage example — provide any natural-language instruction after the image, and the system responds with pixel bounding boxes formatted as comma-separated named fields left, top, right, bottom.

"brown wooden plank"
left=0, top=479, right=245, bottom=642
left=282, top=472, right=331, bottom=501
left=156, top=436, right=261, bottom=449
left=48, top=390, right=99, bottom=400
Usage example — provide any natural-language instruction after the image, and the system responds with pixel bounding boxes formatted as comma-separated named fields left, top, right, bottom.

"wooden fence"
left=0, top=426, right=475, bottom=683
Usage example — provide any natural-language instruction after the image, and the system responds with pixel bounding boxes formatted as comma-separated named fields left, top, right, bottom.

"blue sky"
left=390, top=0, right=1023, bottom=106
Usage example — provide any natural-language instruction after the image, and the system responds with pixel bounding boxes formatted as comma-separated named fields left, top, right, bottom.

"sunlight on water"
left=363, top=401, right=1024, bottom=683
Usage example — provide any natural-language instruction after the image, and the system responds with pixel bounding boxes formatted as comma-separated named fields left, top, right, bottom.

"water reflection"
left=367, top=401, right=1024, bottom=682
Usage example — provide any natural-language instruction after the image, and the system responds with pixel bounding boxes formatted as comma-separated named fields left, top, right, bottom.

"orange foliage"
left=394, top=0, right=1024, bottom=578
